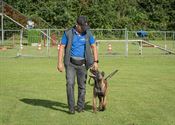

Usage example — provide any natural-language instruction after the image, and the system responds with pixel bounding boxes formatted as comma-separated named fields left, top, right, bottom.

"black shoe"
left=77, top=108, right=84, bottom=113
left=69, top=110, right=75, bottom=114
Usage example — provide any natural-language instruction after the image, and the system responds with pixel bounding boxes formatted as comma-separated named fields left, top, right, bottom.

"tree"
left=3, top=0, right=175, bottom=30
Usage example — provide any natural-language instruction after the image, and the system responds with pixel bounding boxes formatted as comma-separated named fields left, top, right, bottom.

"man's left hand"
left=92, top=62, right=98, bottom=70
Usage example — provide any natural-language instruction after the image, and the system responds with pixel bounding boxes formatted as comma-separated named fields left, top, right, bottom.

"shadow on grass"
left=20, top=98, right=93, bottom=114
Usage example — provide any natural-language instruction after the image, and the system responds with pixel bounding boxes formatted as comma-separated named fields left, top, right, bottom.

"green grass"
left=0, top=55, right=175, bottom=125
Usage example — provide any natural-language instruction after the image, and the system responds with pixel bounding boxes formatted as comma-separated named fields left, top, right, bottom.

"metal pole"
left=48, top=28, right=50, bottom=57
left=164, top=31, right=167, bottom=50
left=13, top=33, right=14, bottom=45
left=1, top=0, right=4, bottom=44
left=46, top=29, right=48, bottom=54
left=20, top=29, right=23, bottom=50
left=125, top=28, right=128, bottom=56
left=173, top=32, right=175, bottom=48
left=46, top=29, right=50, bottom=56
left=139, top=40, right=143, bottom=55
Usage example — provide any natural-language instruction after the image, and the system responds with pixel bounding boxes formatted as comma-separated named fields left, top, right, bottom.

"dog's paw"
left=93, top=110, right=97, bottom=113
left=93, top=108, right=97, bottom=113
left=98, top=106, right=106, bottom=111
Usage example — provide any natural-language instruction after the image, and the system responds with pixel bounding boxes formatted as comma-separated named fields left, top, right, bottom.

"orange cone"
left=38, top=43, right=41, bottom=50
left=20, top=44, right=23, bottom=50
left=108, top=43, right=112, bottom=53
left=57, top=44, right=60, bottom=50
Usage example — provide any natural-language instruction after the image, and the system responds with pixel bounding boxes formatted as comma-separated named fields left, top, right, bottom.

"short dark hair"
left=77, top=16, right=89, bottom=31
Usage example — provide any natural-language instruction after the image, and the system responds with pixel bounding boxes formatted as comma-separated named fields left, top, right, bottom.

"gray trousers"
left=65, top=63, right=87, bottom=111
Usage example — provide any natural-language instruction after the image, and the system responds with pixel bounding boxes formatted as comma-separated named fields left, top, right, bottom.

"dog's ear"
left=101, top=71, right=105, bottom=77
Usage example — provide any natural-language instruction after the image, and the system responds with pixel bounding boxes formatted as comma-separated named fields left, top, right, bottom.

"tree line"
left=3, top=0, right=175, bottom=30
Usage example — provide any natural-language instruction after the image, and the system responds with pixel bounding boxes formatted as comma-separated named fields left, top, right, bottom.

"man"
left=57, top=16, right=98, bottom=114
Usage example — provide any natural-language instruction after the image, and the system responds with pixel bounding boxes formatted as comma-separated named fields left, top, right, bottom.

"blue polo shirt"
left=61, top=29, right=95, bottom=58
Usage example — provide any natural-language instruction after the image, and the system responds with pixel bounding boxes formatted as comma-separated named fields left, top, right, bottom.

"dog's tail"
left=105, top=69, right=118, bottom=80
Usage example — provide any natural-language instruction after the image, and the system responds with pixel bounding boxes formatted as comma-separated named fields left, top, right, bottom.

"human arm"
left=91, top=43, right=98, bottom=70
left=57, top=44, right=65, bottom=72
left=57, top=32, right=67, bottom=72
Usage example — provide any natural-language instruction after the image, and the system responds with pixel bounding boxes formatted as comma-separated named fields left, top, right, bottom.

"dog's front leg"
left=99, top=97, right=103, bottom=111
left=93, top=96, right=97, bottom=113
left=102, top=96, right=107, bottom=111
left=102, top=83, right=108, bottom=111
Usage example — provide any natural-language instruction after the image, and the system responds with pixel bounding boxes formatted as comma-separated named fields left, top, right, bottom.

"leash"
left=88, top=77, right=94, bottom=86
left=105, top=69, right=118, bottom=80
left=88, top=69, right=119, bottom=86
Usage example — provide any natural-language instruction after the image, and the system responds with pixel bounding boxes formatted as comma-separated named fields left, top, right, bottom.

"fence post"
left=20, top=29, right=23, bottom=50
left=125, top=28, right=128, bottom=56
left=1, top=1, right=4, bottom=44
left=140, top=40, right=143, bottom=55
left=173, top=32, right=175, bottom=48
left=46, top=29, right=51, bottom=57
left=164, top=31, right=167, bottom=50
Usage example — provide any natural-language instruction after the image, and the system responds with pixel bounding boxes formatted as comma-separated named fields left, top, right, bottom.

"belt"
left=70, top=57, right=85, bottom=66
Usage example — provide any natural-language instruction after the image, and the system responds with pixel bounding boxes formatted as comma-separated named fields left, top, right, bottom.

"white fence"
left=0, top=29, right=175, bottom=57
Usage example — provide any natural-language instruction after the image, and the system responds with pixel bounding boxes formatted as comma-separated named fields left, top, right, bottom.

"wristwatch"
left=94, top=60, right=99, bottom=63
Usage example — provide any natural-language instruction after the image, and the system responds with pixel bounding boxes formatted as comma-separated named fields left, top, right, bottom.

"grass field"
left=0, top=55, right=175, bottom=125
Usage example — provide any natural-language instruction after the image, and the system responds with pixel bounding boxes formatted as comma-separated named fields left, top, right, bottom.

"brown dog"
left=89, top=69, right=108, bottom=113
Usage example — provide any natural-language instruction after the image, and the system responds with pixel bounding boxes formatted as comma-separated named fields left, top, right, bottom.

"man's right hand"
left=57, top=44, right=65, bottom=72
left=57, top=63, right=64, bottom=72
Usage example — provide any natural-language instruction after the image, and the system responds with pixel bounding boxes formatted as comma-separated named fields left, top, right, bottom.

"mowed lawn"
left=0, top=55, right=175, bottom=125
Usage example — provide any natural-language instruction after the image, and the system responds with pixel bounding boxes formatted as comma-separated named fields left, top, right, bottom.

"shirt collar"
left=73, top=28, right=86, bottom=36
